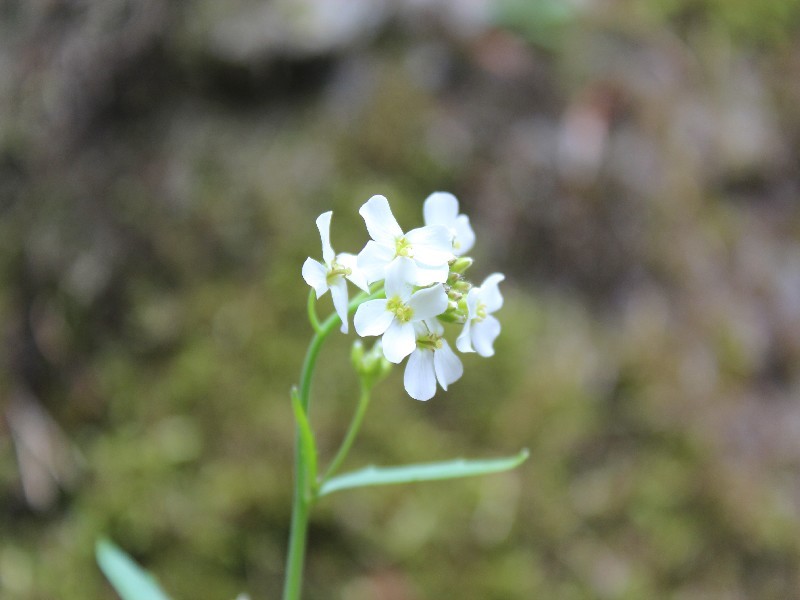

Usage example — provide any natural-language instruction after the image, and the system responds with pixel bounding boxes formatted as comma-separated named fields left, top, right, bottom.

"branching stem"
left=283, top=286, right=384, bottom=600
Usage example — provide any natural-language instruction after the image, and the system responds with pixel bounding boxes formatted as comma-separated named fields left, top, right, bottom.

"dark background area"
left=2, top=0, right=800, bottom=598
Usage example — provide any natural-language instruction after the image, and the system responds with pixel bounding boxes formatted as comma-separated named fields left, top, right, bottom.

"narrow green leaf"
left=291, top=386, right=318, bottom=494
left=319, top=449, right=529, bottom=497
left=95, top=538, right=172, bottom=600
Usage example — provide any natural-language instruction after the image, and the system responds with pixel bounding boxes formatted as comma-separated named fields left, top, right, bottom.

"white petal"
left=433, top=340, right=463, bottom=390
left=479, top=273, right=505, bottom=313
left=407, top=284, right=448, bottom=321
left=354, top=299, right=392, bottom=336
left=453, top=214, right=475, bottom=256
left=338, top=252, right=369, bottom=292
left=464, top=287, right=480, bottom=320
left=359, top=195, right=403, bottom=244
left=384, top=257, right=416, bottom=301
left=358, top=240, right=394, bottom=283
left=413, top=264, right=450, bottom=286
left=423, top=192, right=459, bottom=227
left=316, top=211, right=335, bottom=264
left=404, top=349, right=437, bottom=401
left=456, top=320, right=474, bottom=353
left=329, top=277, right=350, bottom=333
left=302, top=258, right=329, bottom=298
left=357, top=241, right=395, bottom=284
left=405, top=225, right=455, bottom=267
left=413, top=320, right=429, bottom=337
left=471, top=315, right=501, bottom=357
left=422, top=318, right=444, bottom=336
left=381, top=320, right=416, bottom=363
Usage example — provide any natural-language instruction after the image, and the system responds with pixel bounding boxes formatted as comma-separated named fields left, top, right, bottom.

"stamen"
left=395, top=236, right=413, bottom=258
left=387, top=296, right=414, bottom=323
left=416, top=333, right=443, bottom=350
left=326, top=262, right=352, bottom=283
left=475, top=302, right=487, bottom=321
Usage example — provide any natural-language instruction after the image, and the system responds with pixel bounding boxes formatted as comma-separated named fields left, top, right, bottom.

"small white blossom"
left=423, top=192, right=476, bottom=256
left=354, top=258, right=448, bottom=363
left=302, top=211, right=369, bottom=333
left=404, top=319, right=464, bottom=401
left=456, top=273, right=504, bottom=357
left=357, top=195, right=454, bottom=287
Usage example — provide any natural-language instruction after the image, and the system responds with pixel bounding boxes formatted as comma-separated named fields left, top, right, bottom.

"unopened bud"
left=450, top=256, right=473, bottom=274
left=437, top=311, right=460, bottom=323
left=453, top=279, right=472, bottom=293
left=352, top=340, right=392, bottom=388
left=351, top=340, right=365, bottom=371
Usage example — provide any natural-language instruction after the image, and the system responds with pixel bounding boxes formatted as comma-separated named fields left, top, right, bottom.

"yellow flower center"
left=416, top=333, right=443, bottom=351
left=475, top=302, right=487, bottom=322
left=326, top=262, right=352, bottom=284
left=387, top=296, right=414, bottom=323
left=395, top=236, right=413, bottom=258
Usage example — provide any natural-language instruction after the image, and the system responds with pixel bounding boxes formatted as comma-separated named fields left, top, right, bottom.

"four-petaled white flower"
left=302, top=211, right=369, bottom=333
left=354, top=258, right=448, bottom=363
left=404, top=319, right=464, bottom=401
left=357, top=195, right=455, bottom=287
left=456, top=273, right=504, bottom=357
left=423, top=192, right=475, bottom=257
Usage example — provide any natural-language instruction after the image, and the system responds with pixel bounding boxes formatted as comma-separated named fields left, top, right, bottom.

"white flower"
left=456, top=273, right=504, bottom=357
left=302, top=211, right=369, bottom=333
left=404, top=319, right=464, bottom=401
left=353, top=257, right=448, bottom=363
left=357, top=195, right=455, bottom=287
left=423, top=192, right=475, bottom=256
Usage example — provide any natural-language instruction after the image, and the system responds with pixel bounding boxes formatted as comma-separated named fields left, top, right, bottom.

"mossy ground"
left=1, top=1, right=800, bottom=598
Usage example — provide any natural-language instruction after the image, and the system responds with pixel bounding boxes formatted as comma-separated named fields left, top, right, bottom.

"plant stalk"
left=322, top=383, right=371, bottom=483
left=282, top=286, right=384, bottom=600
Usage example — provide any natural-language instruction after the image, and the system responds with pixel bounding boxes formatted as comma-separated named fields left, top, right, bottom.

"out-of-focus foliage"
left=96, top=539, right=173, bottom=600
left=1, top=0, right=800, bottom=599
left=631, top=0, right=800, bottom=46
left=492, top=0, right=576, bottom=48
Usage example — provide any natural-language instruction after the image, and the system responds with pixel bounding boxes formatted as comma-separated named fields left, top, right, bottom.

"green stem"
left=322, top=383, right=371, bottom=483
left=282, top=487, right=310, bottom=600
left=307, top=290, right=322, bottom=334
left=283, top=286, right=384, bottom=600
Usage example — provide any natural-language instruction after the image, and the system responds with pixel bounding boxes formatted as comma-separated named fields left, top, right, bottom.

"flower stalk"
left=283, top=287, right=384, bottom=600
left=322, top=382, right=371, bottom=484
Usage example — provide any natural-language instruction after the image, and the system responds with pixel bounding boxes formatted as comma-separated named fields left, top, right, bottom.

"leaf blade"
left=319, top=449, right=529, bottom=497
left=95, top=538, right=173, bottom=600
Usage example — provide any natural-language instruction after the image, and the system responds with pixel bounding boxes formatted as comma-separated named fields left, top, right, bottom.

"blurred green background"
left=2, top=0, right=800, bottom=598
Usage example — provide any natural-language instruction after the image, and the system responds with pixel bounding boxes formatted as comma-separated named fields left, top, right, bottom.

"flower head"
left=456, top=273, right=504, bottom=357
left=357, top=195, right=455, bottom=287
left=353, top=258, right=448, bottom=363
left=423, top=192, right=475, bottom=256
left=403, top=319, right=464, bottom=401
left=302, top=211, right=369, bottom=333
left=304, top=193, right=505, bottom=402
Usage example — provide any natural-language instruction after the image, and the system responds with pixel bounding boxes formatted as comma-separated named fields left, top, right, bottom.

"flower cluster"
left=303, top=193, right=504, bottom=401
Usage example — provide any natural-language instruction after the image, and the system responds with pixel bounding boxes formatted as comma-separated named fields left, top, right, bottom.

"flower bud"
left=450, top=256, right=474, bottom=274
left=352, top=340, right=392, bottom=388
left=453, top=279, right=472, bottom=293
left=437, top=298, right=467, bottom=324
left=350, top=340, right=365, bottom=370
left=437, top=311, right=459, bottom=323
